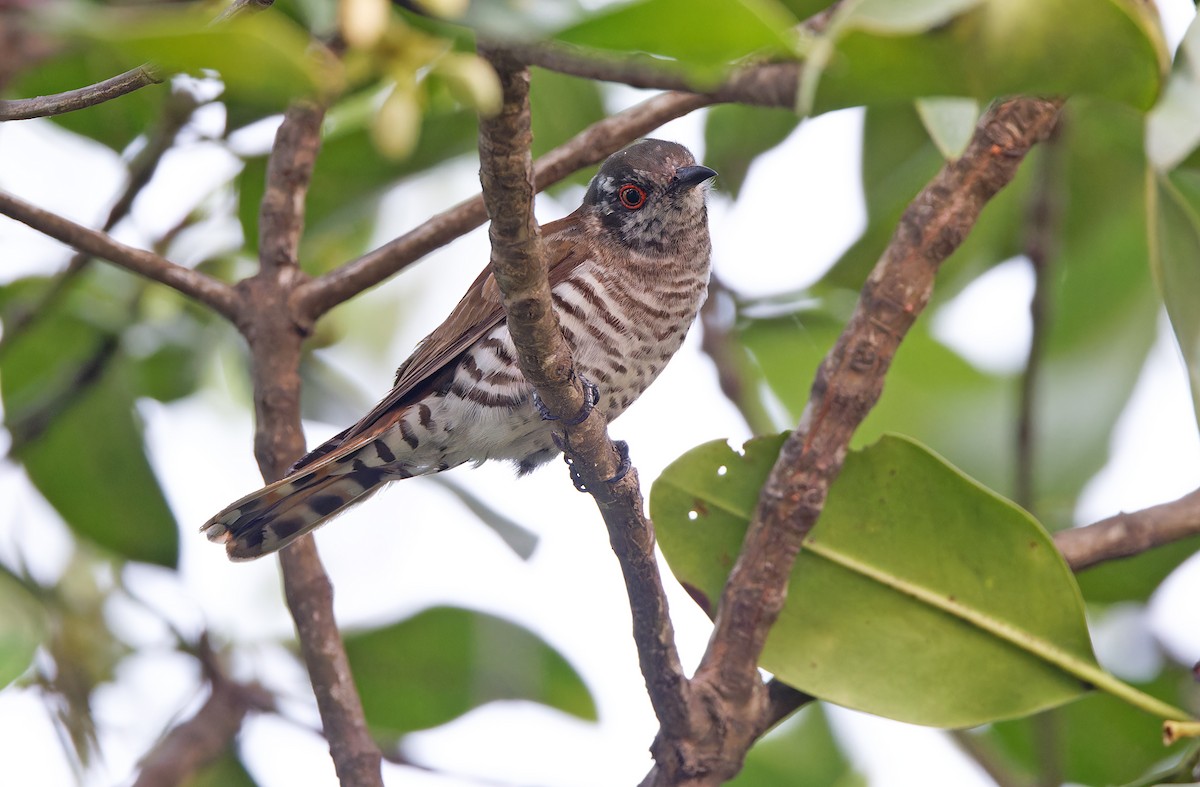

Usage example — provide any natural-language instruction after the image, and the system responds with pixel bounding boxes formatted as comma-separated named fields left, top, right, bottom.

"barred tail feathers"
left=202, top=439, right=412, bottom=561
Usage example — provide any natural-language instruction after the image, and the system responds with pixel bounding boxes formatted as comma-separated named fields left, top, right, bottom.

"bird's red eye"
left=618, top=184, right=646, bottom=210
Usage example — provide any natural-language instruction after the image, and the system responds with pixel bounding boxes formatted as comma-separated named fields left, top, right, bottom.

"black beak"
left=671, top=164, right=718, bottom=192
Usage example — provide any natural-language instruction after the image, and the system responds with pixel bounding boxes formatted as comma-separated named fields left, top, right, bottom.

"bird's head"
left=583, top=139, right=717, bottom=255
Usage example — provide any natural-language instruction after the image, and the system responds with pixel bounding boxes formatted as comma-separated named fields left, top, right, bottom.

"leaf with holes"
left=651, top=434, right=1185, bottom=727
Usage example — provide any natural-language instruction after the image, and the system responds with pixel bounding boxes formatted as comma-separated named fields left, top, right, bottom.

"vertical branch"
left=1014, top=115, right=1065, bottom=787
left=241, top=102, right=384, bottom=787
left=475, top=47, right=694, bottom=746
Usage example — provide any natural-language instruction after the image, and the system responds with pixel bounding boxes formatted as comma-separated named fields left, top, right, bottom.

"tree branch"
left=1055, top=487, right=1200, bottom=572
left=295, top=89, right=709, bottom=320
left=237, top=101, right=385, bottom=787
left=0, top=0, right=275, bottom=122
left=0, top=190, right=240, bottom=321
left=131, top=638, right=274, bottom=787
left=476, top=47, right=693, bottom=743
left=654, top=97, right=1065, bottom=785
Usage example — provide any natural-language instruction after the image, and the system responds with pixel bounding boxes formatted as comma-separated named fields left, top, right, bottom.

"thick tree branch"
left=296, top=89, right=709, bottom=320
left=237, top=102, right=384, bottom=787
left=649, top=97, right=1065, bottom=785
left=0, top=190, right=240, bottom=320
left=476, top=47, right=693, bottom=742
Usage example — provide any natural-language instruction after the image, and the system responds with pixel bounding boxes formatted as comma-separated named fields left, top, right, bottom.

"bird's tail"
left=202, top=437, right=412, bottom=561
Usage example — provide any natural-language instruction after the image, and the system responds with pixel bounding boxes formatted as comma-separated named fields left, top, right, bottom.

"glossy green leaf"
left=1148, top=170, right=1200, bottom=426
left=344, top=606, right=596, bottom=738
left=76, top=8, right=327, bottom=111
left=731, top=704, right=863, bottom=787
left=651, top=433, right=1166, bottom=728
left=0, top=277, right=179, bottom=567
left=812, top=0, right=1167, bottom=113
left=704, top=104, right=801, bottom=199
left=0, top=571, right=44, bottom=690
left=1146, top=13, right=1200, bottom=172
left=555, top=0, right=797, bottom=80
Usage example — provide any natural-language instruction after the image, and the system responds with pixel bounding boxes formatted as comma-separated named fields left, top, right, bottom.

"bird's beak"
left=671, top=165, right=718, bottom=192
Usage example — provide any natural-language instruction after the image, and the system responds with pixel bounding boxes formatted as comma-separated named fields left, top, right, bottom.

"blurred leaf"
left=430, top=476, right=539, bottom=560
left=704, top=104, right=800, bottom=198
left=529, top=67, right=606, bottom=160
left=184, top=749, right=258, bottom=787
left=813, top=0, right=1167, bottom=113
left=6, top=46, right=164, bottom=150
left=981, top=666, right=1195, bottom=785
left=556, top=0, right=798, bottom=82
left=915, top=97, right=979, bottom=160
left=1147, top=12, right=1200, bottom=172
left=0, top=570, right=44, bottom=690
left=652, top=434, right=1104, bottom=728
left=0, top=276, right=179, bottom=567
left=344, top=605, right=595, bottom=738
left=236, top=104, right=477, bottom=265
left=1149, top=169, right=1200, bottom=426
left=731, top=704, right=863, bottom=786
left=1076, top=534, right=1200, bottom=604
left=74, top=8, right=330, bottom=111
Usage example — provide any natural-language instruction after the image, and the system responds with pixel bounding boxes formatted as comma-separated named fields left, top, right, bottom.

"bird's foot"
left=558, top=439, right=631, bottom=493
left=532, top=376, right=600, bottom=426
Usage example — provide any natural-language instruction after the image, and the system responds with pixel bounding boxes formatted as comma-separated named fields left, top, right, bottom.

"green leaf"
left=0, top=277, right=179, bottom=567
left=1148, top=169, right=1200, bottom=427
left=812, top=0, right=1167, bottom=113
left=982, top=667, right=1192, bottom=785
left=75, top=8, right=327, bottom=111
left=1076, top=534, right=1200, bottom=604
left=185, top=749, right=258, bottom=787
left=1146, top=13, right=1200, bottom=172
left=731, top=704, right=863, bottom=787
left=704, top=104, right=801, bottom=199
left=344, top=606, right=596, bottom=739
left=555, top=0, right=798, bottom=81
left=236, top=103, right=478, bottom=265
left=530, top=67, right=606, bottom=177
left=0, top=570, right=44, bottom=690
left=914, top=97, right=979, bottom=160
left=651, top=434, right=1182, bottom=727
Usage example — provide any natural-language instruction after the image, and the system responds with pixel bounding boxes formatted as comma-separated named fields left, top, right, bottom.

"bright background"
left=1, top=2, right=1199, bottom=784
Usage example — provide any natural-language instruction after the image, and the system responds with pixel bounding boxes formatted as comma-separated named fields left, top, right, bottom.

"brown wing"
left=292, top=209, right=591, bottom=470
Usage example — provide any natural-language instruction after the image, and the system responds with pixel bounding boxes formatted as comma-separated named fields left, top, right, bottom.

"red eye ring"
left=618, top=184, right=646, bottom=210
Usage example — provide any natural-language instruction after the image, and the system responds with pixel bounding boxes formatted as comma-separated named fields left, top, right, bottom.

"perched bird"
left=203, top=139, right=716, bottom=560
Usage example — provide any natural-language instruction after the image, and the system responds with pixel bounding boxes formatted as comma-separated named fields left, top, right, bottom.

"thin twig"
left=0, top=86, right=203, bottom=355
left=0, top=0, right=275, bottom=122
left=295, top=90, right=709, bottom=320
left=476, top=47, right=693, bottom=742
left=0, top=190, right=240, bottom=321
left=1055, top=487, right=1200, bottom=571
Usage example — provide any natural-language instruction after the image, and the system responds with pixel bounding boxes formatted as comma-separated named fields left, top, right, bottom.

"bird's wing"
left=291, top=211, right=589, bottom=470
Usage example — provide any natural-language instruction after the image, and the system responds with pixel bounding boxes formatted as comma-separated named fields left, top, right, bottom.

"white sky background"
left=1, top=2, right=1200, bottom=785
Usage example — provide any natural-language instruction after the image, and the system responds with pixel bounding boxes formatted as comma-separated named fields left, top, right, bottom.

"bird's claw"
left=561, top=440, right=631, bottom=493
left=532, top=376, right=600, bottom=426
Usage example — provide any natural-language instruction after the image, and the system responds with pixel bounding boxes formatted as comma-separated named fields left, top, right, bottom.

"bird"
left=203, top=139, right=716, bottom=560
